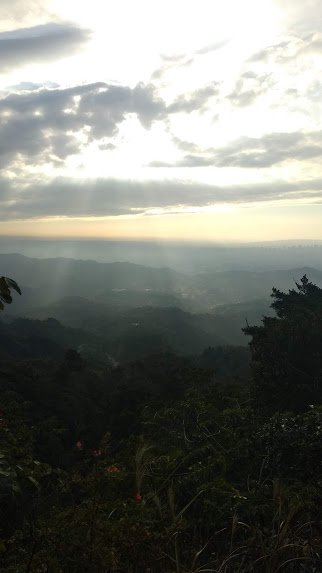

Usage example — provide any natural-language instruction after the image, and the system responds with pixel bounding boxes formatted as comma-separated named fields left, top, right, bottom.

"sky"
left=1, top=0, right=322, bottom=242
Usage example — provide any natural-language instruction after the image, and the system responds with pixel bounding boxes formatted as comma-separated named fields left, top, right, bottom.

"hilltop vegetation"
left=0, top=273, right=322, bottom=571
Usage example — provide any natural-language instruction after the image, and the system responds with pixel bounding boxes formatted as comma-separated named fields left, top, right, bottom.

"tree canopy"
left=1, top=274, right=322, bottom=571
left=244, top=275, right=322, bottom=412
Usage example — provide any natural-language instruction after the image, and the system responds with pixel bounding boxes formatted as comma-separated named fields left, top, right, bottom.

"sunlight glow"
left=1, top=0, right=321, bottom=240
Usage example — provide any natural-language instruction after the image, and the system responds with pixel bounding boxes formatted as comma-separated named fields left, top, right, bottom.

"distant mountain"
left=1, top=254, right=322, bottom=315
left=1, top=238, right=322, bottom=272
left=2, top=254, right=322, bottom=356
left=195, top=267, right=322, bottom=308
left=0, top=253, right=195, bottom=316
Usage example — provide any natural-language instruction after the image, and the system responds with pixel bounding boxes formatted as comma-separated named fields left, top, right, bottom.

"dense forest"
left=1, top=273, right=322, bottom=572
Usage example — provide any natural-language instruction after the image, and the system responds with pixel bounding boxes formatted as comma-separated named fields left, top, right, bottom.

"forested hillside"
left=2, top=253, right=322, bottom=313
left=3, top=254, right=322, bottom=354
left=1, top=274, right=321, bottom=572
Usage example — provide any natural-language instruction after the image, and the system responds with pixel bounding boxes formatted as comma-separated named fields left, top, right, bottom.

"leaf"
left=0, top=276, right=21, bottom=311
left=27, top=476, right=40, bottom=489
left=176, top=489, right=206, bottom=520
left=5, top=277, right=21, bottom=295
left=0, top=278, right=12, bottom=304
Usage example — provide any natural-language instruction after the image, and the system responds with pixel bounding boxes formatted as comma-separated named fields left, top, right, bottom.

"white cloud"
left=1, top=0, right=322, bottom=239
left=0, top=0, right=49, bottom=32
left=274, top=0, right=322, bottom=34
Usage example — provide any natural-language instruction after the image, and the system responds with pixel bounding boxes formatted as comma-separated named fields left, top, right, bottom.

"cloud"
left=151, top=54, right=193, bottom=80
left=215, top=131, right=322, bottom=168
left=248, top=40, right=292, bottom=63
left=228, top=72, right=273, bottom=107
left=1, top=175, right=322, bottom=221
left=296, top=32, right=322, bottom=56
left=98, top=143, right=116, bottom=151
left=0, top=79, right=222, bottom=170
left=167, top=83, right=220, bottom=113
left=171, top=137, right=204, bottom=153
left=151, top=41, right=227, bottom=81
left=160, top=53, right=186, bottom=63
left=0, top=0, right=48, bottom=32
left=164, top=131, right=322, bottom=168
left=0, top=81, right=166, bottom=167
left=248, top=33, right=322, bottom=66
left=273, top=0, right=322, bottom=34
left=0, top=22, right=90, bottom=72
left=194, top=40, right=228, bottom=55
left=3, top=81, right=59, bottom=94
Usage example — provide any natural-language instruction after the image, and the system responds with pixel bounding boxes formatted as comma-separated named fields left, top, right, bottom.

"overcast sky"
left=1, top=0, right=322, bottom=241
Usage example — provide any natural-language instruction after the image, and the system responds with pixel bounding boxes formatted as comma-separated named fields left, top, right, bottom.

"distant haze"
left=1, top=237, right=322, bottom=272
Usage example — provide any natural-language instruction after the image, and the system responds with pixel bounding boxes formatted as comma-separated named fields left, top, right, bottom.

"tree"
left=244, top=275, right=322, bottom=413
left=0, top=277, right=21, bottom=311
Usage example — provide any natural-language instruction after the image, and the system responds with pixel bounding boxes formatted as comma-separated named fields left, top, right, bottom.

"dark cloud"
left=165, top=130, right=322, bottom=168
left=0, top=23, right=90, bottom=72
left=215, top=131, right=322, bottom=168
left=1, top=175, right=322, bottom=221
left=0, top=82, right=166, bottom=167
left=0, top=79, right=222, bottom=169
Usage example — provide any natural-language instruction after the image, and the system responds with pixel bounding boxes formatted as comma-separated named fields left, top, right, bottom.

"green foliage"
left=0, top=276, right=21, bottom=311
left=1, top=274, right=322, bottom=571
left=244, top=275, right=322, bottom=412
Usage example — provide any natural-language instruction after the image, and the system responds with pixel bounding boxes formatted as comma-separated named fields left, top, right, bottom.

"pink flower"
left=134, top=493, right=142, bottom=502
left=93, top=449, right=102, bottom=457
left=76, top=440, right=83, bottom=450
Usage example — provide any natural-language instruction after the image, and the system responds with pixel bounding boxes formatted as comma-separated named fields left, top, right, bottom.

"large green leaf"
left=4, top=277, right=21, bottom=295
left=0, top=276, right=21, bottom=310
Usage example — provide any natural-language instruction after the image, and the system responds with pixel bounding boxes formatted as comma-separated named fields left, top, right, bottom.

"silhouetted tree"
left=244, top=275, right=322, bottom=412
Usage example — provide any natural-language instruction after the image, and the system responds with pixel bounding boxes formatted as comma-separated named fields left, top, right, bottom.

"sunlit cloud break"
left=1, top=0, right=322, bottom=240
